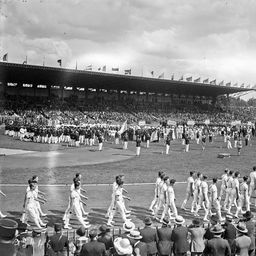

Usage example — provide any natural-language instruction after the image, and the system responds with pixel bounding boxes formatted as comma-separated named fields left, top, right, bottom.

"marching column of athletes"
left=1, top=167, right=256, bottom=230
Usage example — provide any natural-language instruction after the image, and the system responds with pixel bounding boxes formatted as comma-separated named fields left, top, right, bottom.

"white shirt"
left=227, top=176, right=233, bottom=189
left=221, top=174, right=228, bottom=187
left=200, top=181, right=208, bottom=198
left=250, top=172, right=256, bottom=186
left=194, top=178, right=201, bottom=194
left=209, top=184, right=218, bottom=201
left=187, top=176, right=194, bottom=192
left=167, top=186, right=175, bottom=204
left=240, top=182, right=248, bottom=198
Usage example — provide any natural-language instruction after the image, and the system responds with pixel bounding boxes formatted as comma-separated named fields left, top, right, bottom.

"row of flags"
left=2, top=53, right=256, bottom=88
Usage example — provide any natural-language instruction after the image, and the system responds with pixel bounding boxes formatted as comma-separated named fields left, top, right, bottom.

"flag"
left=151, top=71, right=154, bottom=77
left=102, top=65, right=106, bottom=72
left=194, top=77, right=200, bottom=83
left=203, top=78, right=209, bottom=83
left=2, top=53, right=8, bottom=62
left=158, top=72, right=164, bottom=79
left=86, top=64, right=92, bottom=71
left=171, top=74, right=174, bottom=80
left=186, top=76, right=192, bottom=82
left=210, top=79, right=216, bottom=85
left=57, top=59, right=62, bottom=67
left=150, top=130, right=158, bottom=142
left=233, top=83, right=238, bottom=87
left=179, top=75, right=184, bottom=81
left=22, top=56, right=27, bottom=65
left=226, top=82, right=231, bottom=87
left=124, top=69, right=131, bottom=75
left=112, top=67, right=119, bottom=71
left=219, top=81, right=224, bottom=86
left=118, top=120, right=127, bottom=135
left=240, top=83, right=244, bottom=88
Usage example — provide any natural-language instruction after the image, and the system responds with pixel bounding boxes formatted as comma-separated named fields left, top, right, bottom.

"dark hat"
left=210, top=224, right=225, bottom=234
left=236, top=222, right=248, bottom=234
left=162, top=218, right=169, bottom=226
left=210, top=215, right=219, bottom=223
left=32, top=228, right=43, bottom=237
left=225, top=215, right=233, bottom=222
left=99, top=224, right=110, bottom=234
left=76, top=226, right=86, bottom=237
left=89, top=229, right=98, bottom=238
left=0, top=218, right=18, bottom=240
left=170, top=179, right=176, bottom=184
left=54, top=223, right=62, bottom=232
left=243, top=211, right=253, bottom=220
left=192, top=219, right=201, bottom=227
left=144, top=217, right=152, bottom=225
left=18, top=223, right=28, bottom=232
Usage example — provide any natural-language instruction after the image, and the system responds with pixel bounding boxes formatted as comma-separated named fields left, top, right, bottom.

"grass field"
left=0, top=128, right=255, bottom=185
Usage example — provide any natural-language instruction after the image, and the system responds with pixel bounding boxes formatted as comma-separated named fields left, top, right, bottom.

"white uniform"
left=238, top=182, right=250, bottom=213
left=223, top=176, right=233, bottom=210
left=154, top=181, right=167, bottom=217
left=107, top=186, right=128, bottom=225
left=191, top=178, right=201, bottom=212
left=149, top=177, right=161, bottom=212
left=196, top=180, right=209, bottom=220
left=249, top=171, right=256, bottom=197
left=106, top=181, right=119, bottom=217
left=209, top=184, right=222, bottom=220
left=227, top=178, right=239, bottom=214
left=181, top=176, right=194, bottom=209
left=219, top=173, right=228, bottom=200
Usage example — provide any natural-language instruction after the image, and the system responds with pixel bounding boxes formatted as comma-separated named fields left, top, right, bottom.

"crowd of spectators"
left=0, top=94, right=255, bottom=127
left=1, top=211, right=255, bottom=256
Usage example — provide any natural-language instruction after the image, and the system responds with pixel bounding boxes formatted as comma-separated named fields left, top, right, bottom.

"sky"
left=0, top=0, right=256, bottom=99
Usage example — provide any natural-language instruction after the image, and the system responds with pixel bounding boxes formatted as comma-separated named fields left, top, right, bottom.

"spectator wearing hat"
left=140, top=217, right=158, bottom=256
left=156, top=217, right=173, bottom=256
left=232, top=222, right=251, bottom=256
left=223, top=215, right=236, bottom=248
left=121, top=221, right=136, bottom=239
left=80, top=229, right=106, bottom=256
left=97, top=225, right=114, bottom=253
left=171, top=215, right=189, bottom=256
left=113, top=237, right=133, bottom=256
left=188, top=219, right=205, bottom=256
left=16, top=231, right=33, bottom=256
left=74, top=226, right=88, bottom=255
left=204, top=215, right=219, bottom=241
left=128, top=230, right=147, bottom=256
left=47, top=223, right=69, bottom=256
left=0, top=218, right=19, bottom=256
left=243, top=211, right=255, bottom=256
left=203, top=224, right=231, bottom=256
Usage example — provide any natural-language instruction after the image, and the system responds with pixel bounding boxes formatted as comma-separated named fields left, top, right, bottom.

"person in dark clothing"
left=128, top=230, right=147, bottom=256
left=97, top=225, right=114, bottom=254
left=80, top=229, right=106, bottom=256
left=223, top=215, right=236, bottom=248
left=48, top=223, right=69, bottom=256
left=243, top=211, right=255, bottom=256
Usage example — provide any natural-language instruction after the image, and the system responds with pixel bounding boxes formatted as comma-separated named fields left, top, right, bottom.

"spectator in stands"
left=0, top=218, right=19, bottom=256
left=127, top=230, right=147, bottom=256
left=156, top=217, right=173, bottom=256
left=171, top=215, right=189, bottom=256
left=203, top=224, right=231, bottom=256
left=188, top=219, right=205, bottom=256
left=97, top=224, right=114, bottom=254
left=79, top=229, right=106, bottom=256
left=139, top=216, right=158, bottom=256
left=243, top=211, right=255, bottom=256
left=47, top=223, right=69, bottom=256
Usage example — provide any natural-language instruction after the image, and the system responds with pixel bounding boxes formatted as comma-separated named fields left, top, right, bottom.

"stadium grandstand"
left=0, top=62, right=255, bottom=125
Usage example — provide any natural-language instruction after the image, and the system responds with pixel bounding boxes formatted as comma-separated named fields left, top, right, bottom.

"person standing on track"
left=181, top=171, right=195, bottom=210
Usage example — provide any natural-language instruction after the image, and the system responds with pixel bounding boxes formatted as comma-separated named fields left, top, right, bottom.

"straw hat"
left=174, top=216, right=185, bottom=225
left=236, top=222, right=248, bottom=234
left=210, top=224, right=225, bottom=234
left=114, top=237, right=133, bottom=255
left=127, top=230, right=143, bottom=240
left=123, top=221, right=135, bottom=232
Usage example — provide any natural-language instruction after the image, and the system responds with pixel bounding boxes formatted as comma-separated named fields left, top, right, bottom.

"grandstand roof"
left=0, top=62, right=253, bottom=97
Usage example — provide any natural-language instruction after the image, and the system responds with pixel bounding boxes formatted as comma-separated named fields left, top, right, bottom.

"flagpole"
left=43, top=56, right=45, bottom=66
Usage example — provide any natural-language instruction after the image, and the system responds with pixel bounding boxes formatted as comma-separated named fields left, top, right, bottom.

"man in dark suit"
left=223, top=215, right=236, bottom=248
left=128, top=230, right=147, bottom=256
left=97, top=225, right=113, bottom=253
left=157, top=218, right=173, bottom=256
left=48, top=223, right=69, bottom=256
left=203, top=224, right=231, bottom=256
left=140, top=216, right=158, bottom=256
left=171, top=216, right=189, bottom=256
left=80, top=229, right=106, bottom=256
